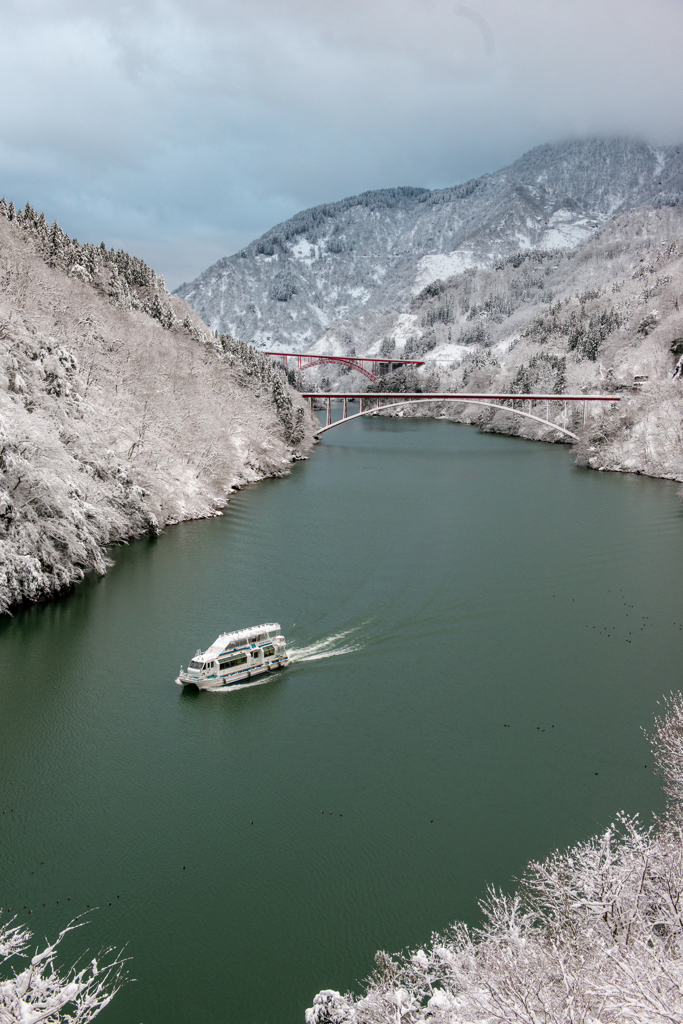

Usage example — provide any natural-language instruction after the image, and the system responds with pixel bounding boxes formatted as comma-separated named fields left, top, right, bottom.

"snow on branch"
left=649, top=691, right=683, bottom=813
left=0, top=916, right=126, bottom=1023
left=307, top=696, right=683, bottom=1024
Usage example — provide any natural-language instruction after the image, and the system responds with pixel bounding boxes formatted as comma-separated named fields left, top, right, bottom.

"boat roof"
left=202, top=623, right=281, bottom=659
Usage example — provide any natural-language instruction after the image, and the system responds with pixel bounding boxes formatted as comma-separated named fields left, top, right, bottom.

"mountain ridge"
left=175, top=139, right=683, bottom=356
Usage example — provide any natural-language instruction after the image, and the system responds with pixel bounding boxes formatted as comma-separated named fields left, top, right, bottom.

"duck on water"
left=176, top=623, right=289, bottom=691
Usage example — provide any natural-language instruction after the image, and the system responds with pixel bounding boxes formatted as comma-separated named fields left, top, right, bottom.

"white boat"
left=176, top=623, right=290, bottom=691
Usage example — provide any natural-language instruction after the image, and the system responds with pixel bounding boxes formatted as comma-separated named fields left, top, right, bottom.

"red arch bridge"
left=303, top=393, right=621, bottom=442
left=265, top=351, right=424, bottom=383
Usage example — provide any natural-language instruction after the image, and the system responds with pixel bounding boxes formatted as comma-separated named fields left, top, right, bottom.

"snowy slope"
left=176, top=139, right=683, bottom=356
left=0, top=207, right=314, bottom=614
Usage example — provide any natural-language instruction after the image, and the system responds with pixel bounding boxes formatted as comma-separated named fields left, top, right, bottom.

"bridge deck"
left=301, top=392, right=620, bottom=401
left=265, top=353, right=425, bottom=383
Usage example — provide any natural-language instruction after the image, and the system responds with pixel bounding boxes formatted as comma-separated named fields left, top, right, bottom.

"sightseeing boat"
left=176, top=623, right=289, bottom=691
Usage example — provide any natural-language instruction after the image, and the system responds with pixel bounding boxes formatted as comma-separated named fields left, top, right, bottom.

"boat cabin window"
left=220, top=655, right=248, bottom=670
left=189, top=660, right=203, bottom=669
left=263, top=645, right=275, bottom=657
left=252, top=650, right=261, bottom=658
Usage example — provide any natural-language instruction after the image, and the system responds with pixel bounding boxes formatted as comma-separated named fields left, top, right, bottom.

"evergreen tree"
left=149, top=293, right=164, bottom=322
left=271, top=374, right=294, bottom=440
left=161, top=304, right=175, bottom=330
left=554, top=356, right=567, bottom=394
left=289, top=406, right=306, bottom=446
left=36, top=211, right=48, bottom=245
left=48, top=221, right=64, bottom=267
left=82, top=243, right=97, bottom=277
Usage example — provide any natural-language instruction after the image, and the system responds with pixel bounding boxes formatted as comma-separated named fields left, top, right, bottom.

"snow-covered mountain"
left=176, top=139, right=683, bottom=355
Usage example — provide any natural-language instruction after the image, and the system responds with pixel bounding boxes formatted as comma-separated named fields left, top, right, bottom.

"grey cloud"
left=455, top=6, right=495, bottom=55
left=1, top=0, right=682, bottom=286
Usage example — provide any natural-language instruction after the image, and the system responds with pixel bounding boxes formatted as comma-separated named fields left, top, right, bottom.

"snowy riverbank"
left=0, top=204, right=315, bottom=614
left=307, top=694, right=683, bottom=1024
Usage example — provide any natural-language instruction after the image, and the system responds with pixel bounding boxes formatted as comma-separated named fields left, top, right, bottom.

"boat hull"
left=176, top=655, right=290, bottom=691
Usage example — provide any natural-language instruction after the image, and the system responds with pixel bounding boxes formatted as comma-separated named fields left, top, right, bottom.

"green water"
left=1, top=419, right=681, bottom=1023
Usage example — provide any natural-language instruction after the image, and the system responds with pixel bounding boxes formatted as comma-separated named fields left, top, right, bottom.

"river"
left=1, top=418, right=681, bottom=1023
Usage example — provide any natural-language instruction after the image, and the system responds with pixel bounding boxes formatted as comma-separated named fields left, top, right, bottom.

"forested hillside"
left=176, top=139, right=683, bottom=354
left=380, top=204, right=683, bottom=482
left=0, top=201, right=314, bottom=614
left=175, top=138, right=683, bottom=486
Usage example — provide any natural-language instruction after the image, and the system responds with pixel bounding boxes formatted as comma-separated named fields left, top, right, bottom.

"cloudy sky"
left=2, top=0, right=682, bottom=288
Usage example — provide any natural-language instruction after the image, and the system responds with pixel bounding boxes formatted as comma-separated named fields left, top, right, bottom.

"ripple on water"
left=0, top=418, right=678, bottom=1024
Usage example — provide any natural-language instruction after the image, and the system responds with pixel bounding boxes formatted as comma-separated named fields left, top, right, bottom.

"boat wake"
left=288, top=628, right=365, bottom=664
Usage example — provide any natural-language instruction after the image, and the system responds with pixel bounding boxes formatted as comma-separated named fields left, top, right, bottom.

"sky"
left=2, top=0, right=683, bottom=289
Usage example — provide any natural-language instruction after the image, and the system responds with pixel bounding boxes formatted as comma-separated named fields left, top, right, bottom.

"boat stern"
left=274, top=635, right=290, bottom=666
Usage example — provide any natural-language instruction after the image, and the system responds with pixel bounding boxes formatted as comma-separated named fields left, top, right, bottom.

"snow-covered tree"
left=0, top=917, right=125, bottom=1022
left=48, top=222, right=64, bottom=268
left=307, top=694, right=683, bottom=1024
left=0, top=203, right=315, bottom=614
left=650, top=691, right=683, bottom=813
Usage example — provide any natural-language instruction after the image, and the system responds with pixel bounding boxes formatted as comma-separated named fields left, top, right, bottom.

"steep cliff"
left=0, top=202, right=315, bottom=614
